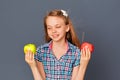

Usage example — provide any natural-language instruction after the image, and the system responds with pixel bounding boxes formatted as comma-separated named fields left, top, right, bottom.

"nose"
left=52, top=28, right=56, bottom=33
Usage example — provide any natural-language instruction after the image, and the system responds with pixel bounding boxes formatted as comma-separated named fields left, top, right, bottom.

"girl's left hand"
left=74, top=47, right=91, bottom=80
left=80, top=46, right=91, bottom=66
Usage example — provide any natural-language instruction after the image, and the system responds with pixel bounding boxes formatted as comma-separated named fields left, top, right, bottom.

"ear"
left=66, top=25, right=70, bottom=32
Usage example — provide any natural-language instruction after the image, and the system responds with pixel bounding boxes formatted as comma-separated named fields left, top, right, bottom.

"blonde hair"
left=43, top=9, right=80, bottom=47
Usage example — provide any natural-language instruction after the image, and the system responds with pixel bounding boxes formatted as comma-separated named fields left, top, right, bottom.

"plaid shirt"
left=34, top=41, right=81, bottom=80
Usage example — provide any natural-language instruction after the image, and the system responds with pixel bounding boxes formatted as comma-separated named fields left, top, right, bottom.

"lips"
left=52, top=34, right=59, bottom=38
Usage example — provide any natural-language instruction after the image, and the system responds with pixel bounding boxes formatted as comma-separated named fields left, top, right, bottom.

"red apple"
left=80, top=42, right=94, bottom=53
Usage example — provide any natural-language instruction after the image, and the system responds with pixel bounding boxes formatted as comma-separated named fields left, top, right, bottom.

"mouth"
left=52, top=34, right=59, bottom=38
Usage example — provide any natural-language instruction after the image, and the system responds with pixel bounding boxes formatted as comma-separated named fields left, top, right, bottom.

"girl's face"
left=46, top=16, right=69, bottom=42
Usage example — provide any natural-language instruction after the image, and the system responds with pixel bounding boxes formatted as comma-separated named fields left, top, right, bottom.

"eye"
left=47, top=27, right=51, bottom=30
left=56, top=26, right=61, bottom=28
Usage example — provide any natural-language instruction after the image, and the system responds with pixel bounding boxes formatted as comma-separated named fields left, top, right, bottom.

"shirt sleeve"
left=34, top=46, right=42, bottom=62
left=73, top=48, right=81, bottom=67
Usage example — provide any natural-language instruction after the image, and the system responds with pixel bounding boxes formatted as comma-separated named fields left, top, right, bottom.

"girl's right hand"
left=25, top=50, right=36, bottom=67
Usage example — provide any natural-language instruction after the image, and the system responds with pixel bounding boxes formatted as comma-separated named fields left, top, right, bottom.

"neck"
left=52, top=40, right=67, bottom=48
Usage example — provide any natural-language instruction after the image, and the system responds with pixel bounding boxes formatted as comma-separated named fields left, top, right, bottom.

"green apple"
left=24, top=43, right=36, bottom=54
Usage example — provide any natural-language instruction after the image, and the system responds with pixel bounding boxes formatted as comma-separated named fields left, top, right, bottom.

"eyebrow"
left=47, top=24, right=60, bottom=27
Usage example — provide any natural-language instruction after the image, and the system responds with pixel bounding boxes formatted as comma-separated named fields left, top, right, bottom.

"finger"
left=31, top=52, right=34, bottom=61
left=81, top=47, right=85, bottom=57
left=27, top=50, right=30, bottom=60
left=85, top=47, right=89, bottom=56
left=81, top=48, right=83, bottom=56
left=29, top=50, right=33, bottom=60
left=29, top=50, right=35, bottom=61
left=25, top=51, right=29, bottom=62
left=86, top=47, right=91, bottom=59
left=31, top=51, right=35, bottom=60
left=25, top=50, right=29, bottom=59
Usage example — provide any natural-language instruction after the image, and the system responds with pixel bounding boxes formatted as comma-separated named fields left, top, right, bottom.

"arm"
left=30, top=65, right=43, bottom=80
left=75, top=47, right=91, bottom=80
left=36, top=60, right=46, bottom=80
left=25, top=50, right=43, bottom=80
left=71, top=65, right=80, bottom=80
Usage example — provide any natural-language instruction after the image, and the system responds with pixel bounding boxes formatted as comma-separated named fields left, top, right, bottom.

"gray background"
left=0, top=0, right=120, bottom=80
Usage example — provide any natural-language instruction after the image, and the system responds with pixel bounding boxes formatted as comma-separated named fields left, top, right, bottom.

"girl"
left=25, top=9, right=91, bottom=80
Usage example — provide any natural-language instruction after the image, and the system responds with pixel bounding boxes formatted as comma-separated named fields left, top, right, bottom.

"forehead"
left=46, top=16, right=65, bottom=26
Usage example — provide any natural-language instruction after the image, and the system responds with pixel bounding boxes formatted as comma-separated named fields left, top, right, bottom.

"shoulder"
left=68, top=42, right=80, bottom=51
left=68, top=41, right=81, bottom=56
left=36, top=41, right=51, bottom=53
left=67, top=42, right=80, bottom=66
left=37, top=43, right=49, bottom=49
left=68, top=42, right=81, bottom=57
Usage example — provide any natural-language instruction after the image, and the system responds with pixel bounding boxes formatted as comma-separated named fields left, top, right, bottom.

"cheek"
left=47, top=29, right=51, bottom=34
left=59, top=28, right=67, bottom=33
left=59, top=30, right=67, bottom=35
left=46, top=30, right=51, bottom=37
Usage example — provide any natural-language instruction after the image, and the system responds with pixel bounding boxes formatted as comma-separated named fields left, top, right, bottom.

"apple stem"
left=82, top=31, right=85, bottom=43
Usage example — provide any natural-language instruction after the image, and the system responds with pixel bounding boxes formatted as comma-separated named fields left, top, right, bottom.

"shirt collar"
left=44, top=40, right=74, bottom=50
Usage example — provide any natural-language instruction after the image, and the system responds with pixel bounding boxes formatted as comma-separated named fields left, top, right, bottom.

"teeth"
left=52, top=34, right=58, bottom=38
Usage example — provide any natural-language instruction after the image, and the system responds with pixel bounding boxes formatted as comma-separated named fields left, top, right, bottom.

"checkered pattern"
left=34, top=41, right=81, bottom=80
